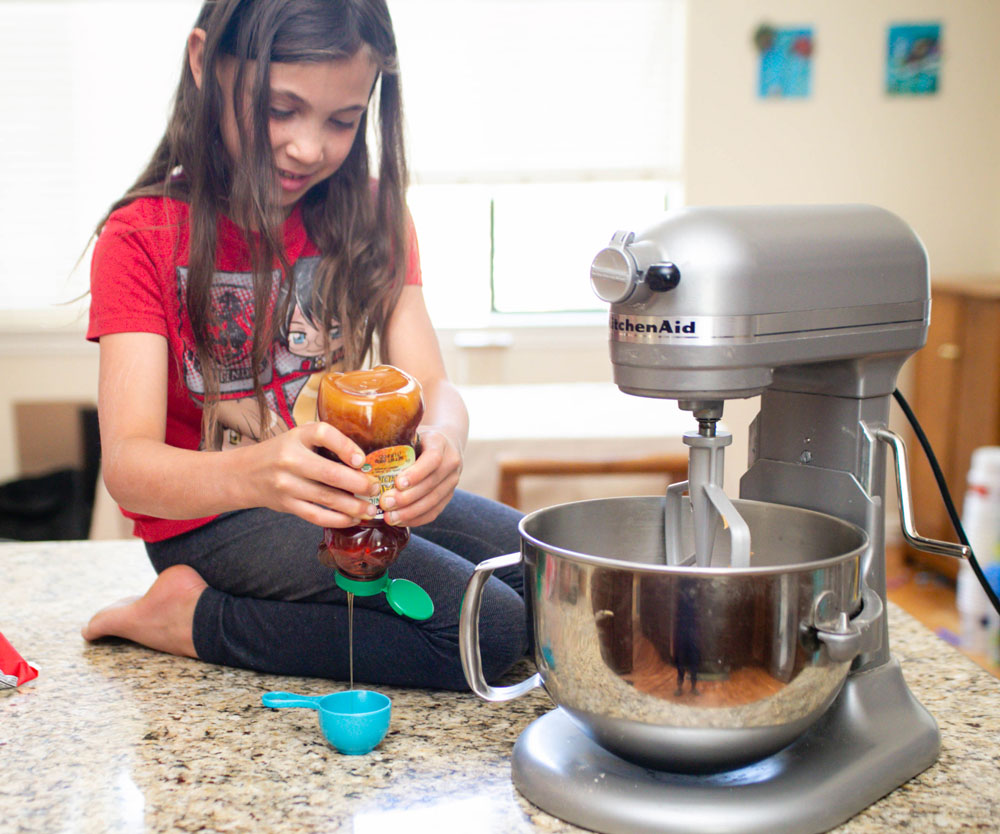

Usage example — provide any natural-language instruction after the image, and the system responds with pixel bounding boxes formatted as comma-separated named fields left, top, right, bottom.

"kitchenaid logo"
left=611, top=314, right=697, bottom=336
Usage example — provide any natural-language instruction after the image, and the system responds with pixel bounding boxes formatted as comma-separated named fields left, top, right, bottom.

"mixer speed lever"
left=645, top=262, right=681, bottom=292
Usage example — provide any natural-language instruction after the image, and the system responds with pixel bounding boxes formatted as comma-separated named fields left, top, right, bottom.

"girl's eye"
left=330, top=118, right=357, bottom=130
left=270, top=107, right=294, bottom=121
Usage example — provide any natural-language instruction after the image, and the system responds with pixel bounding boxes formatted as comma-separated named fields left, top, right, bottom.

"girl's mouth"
left=278, top=169, right=310, bottom=192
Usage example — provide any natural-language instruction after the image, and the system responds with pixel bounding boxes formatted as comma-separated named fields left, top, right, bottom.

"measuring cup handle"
left=459, top=551, right=542, bottom=702
left=261, top=691, right=323, bottom=710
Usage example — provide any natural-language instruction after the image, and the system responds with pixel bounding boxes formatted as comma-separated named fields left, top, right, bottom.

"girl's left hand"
left=379, top=426, right=463, bottom=527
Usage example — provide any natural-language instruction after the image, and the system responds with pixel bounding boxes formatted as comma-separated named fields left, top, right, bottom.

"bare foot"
left=81, top=565, right=208, bottom=658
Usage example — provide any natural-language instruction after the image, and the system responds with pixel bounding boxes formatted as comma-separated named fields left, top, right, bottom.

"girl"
left=82, top=0, right=527, bottom=690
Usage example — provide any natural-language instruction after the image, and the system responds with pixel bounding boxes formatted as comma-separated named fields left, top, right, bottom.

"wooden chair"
left=497, top=452, right=689, bottom=510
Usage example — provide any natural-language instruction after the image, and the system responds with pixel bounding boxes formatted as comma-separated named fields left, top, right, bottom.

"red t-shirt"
left=88, top=195, right=421, bottom=542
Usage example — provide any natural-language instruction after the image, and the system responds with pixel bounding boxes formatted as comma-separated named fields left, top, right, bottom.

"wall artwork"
left=754, top=24, right=814, bottom=99
left=886, top=23, right=942, bottom=95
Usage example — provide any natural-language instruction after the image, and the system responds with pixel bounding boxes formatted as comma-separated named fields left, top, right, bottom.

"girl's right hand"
left=97, top=332, right=377, bottom=527
left=241, top=422, right=380, bottom=528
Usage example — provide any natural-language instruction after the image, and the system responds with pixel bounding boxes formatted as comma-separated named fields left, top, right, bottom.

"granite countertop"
left=2, top=540, right=998, bottom=833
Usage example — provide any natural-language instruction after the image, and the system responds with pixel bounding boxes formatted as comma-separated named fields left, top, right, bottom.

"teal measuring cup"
left=262, top=690, right=391, bottom=755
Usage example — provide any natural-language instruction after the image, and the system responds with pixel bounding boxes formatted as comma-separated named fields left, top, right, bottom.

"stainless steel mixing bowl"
left=460, top=496, right=875, bottom=772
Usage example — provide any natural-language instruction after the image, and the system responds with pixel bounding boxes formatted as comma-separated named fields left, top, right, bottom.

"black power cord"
left=893, top=388, right=1000, bottom=617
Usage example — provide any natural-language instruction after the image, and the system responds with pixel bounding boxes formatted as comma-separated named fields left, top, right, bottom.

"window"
left=0, top=0, right=202, bottom=311
left=0, top=0, right=685, bottom=326
left=409, top=180, right=683, bottom=326
left=394, top=0, right=686, bottom=326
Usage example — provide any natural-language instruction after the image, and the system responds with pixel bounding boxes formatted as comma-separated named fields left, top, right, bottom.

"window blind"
left=392, top=0, right=686, bottom=182
left=0, top=0, right=200, bottom=310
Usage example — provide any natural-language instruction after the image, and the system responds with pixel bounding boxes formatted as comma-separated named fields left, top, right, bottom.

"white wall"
left=0, top=312, right=97, bottom=483
left=684, top=0, right=1000, bottom=274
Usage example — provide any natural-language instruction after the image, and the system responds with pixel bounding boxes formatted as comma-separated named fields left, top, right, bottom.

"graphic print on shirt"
left=275, top=255, right=346, bottom=426
left=177, top=256, right=344, bottom=450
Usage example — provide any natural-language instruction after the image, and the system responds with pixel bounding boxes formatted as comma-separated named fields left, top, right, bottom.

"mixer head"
left=590, top=204, right=930, bottom=404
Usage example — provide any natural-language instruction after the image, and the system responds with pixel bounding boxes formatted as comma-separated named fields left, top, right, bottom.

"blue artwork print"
left=755, top=25, right=814, bottom=99
left=886, top=23, right=941, bottom=95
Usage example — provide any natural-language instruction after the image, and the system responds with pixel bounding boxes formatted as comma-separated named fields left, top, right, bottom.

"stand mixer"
left=459, top=204, right=971, bottom=834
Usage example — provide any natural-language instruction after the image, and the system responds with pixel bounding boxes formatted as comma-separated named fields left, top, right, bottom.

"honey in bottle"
left=317, top=365, right=433, bottom=620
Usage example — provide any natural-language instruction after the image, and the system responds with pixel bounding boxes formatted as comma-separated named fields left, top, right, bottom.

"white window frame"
left=390, top=0, right=687, bottom=329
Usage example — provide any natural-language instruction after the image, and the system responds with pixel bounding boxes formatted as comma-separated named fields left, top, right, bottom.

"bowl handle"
left=261, top=691, right=323, bottom=710
left=459, top=551, right=542, bottom=702
left=814, top=586, right=884, bottom=663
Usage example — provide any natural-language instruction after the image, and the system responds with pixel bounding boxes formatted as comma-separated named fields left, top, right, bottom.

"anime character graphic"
left=177, top=257, right=344, bottom=450
left=275, top=256, right=345, bottom=426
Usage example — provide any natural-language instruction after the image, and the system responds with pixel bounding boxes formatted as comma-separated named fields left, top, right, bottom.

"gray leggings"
left=145, top=490, right=527, bottom=690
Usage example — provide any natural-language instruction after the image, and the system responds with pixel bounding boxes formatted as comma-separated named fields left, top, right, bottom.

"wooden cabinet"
left=906, top=277, right=1000, bottom=578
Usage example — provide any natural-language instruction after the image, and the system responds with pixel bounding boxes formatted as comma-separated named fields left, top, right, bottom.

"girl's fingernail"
left=382, top=494, right=396, bottom=509
left=351, top=453, right=364, bottom=467
left=369, top=481, right=381, bottom=496
left=387, top=512, right=399, bottom=525
left=396, top=476, right=409, bottom=489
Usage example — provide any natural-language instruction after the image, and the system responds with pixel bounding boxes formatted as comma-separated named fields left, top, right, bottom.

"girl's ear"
left=188, top=28, right=208, bottom=90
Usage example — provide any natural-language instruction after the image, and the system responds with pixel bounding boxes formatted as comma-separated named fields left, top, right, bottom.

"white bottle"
left=957, top=447, right=1000, bottom=659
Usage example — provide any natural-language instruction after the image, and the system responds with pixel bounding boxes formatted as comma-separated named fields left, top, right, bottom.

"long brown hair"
left=96, top=0, right=408, bottom=436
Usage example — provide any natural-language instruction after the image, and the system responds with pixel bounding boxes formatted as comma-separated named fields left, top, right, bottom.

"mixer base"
left=512, top=659, right=939, bottom=834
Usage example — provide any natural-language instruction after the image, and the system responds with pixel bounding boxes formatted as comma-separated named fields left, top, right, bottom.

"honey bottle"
left=317, top=364, right=434, bottom=620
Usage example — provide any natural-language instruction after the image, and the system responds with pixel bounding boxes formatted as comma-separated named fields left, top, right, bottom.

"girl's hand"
left=379, top=425, right=463, bottom=528
left=377, top=282, right=469, bottom=528
left=242, top=421, right=380, bottom=528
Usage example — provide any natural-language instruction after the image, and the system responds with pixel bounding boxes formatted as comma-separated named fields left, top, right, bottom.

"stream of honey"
left=347, top=591, right=355, bottom=690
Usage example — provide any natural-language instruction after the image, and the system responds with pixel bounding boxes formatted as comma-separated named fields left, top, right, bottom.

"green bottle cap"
left=385, top=578, right=435, bottom=621
left=334, top=572, right=434, bottom=621
left=334, top=572, right=389, bottom=597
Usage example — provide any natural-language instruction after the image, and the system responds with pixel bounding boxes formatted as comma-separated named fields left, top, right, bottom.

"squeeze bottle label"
left=358, top=444, right=416, bottom=519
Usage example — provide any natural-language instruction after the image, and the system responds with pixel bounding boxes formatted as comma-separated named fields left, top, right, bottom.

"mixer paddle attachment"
left=664, top=412, right=751, bottom=568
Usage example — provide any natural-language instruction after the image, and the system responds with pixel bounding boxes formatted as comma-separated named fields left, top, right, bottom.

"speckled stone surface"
left=1, top=540, right=998, bottom=833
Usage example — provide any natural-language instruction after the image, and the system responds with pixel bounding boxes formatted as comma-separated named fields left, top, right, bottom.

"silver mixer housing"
left=593, top=204, right=929, bottom=402
left=504, top=205, right=952, bottom=834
